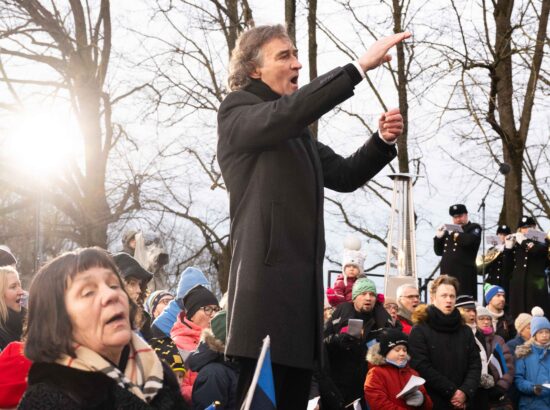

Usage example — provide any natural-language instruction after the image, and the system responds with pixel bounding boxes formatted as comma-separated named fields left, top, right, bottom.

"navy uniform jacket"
left=434, top=221, right=482, bottom=298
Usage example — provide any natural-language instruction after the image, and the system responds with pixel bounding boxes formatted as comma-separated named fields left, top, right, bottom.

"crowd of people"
left=1, top=22, right=550, bottom=410
left=0, top=228, right=548, bottom=409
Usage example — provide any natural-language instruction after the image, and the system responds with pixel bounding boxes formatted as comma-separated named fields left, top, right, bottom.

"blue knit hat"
left=530, top=316, right=550, bottom=338
left=484, top=283, right=505, bottom=304
left=177, top=267, right=210, bottom=300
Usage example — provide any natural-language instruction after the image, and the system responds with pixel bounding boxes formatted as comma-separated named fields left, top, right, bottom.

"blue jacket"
left=514, top=341, right=550, bottom=409
left=507, top=335, right=527, bottom=357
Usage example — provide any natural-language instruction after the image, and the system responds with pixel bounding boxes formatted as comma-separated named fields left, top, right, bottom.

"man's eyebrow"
left=275, top=48, right=298, bottom=58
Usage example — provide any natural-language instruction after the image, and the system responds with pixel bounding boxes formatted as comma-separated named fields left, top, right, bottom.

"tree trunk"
left=285, top=0, right=296, bottom=44
left=392, top=0, right=409, bottom=173
left=308, top=0, right=318, bottom=138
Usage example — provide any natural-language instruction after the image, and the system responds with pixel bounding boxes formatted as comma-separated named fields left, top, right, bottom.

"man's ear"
left=249, top=66, right=261, bottom=79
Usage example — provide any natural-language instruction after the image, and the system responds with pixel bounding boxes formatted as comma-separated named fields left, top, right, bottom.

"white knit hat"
left=342, top=235, right=365, bottom=285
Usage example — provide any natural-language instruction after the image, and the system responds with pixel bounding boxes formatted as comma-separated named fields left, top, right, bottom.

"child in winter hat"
left=364, top=329, right=432, bottom=408
left=514, top=314, right=550, bottom=407
left=327, top=235, right=366, bottom=307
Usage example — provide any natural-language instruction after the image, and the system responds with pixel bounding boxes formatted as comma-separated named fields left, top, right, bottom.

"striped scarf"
left=57, top=332, right=164, bottom=402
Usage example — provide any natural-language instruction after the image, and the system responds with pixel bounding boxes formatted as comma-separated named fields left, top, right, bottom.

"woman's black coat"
left=18, top=361, right=187, bottom=410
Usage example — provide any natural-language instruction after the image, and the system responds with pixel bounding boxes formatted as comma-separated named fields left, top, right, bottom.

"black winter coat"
left=186, top=330, right=238, bottom=410
left=482, top=247, right=509, bottom=296
left=503, top=239, right=550, bottom=317
left=323, top=302, right=392, bottom=405
left=217, top=67, right=396, bottom=369
left=434, top=221, right=482, bottom=298
left=18, top=361, right=187, bottom=410
left=0, top=307, right=25, bottom=351
left=409, top=305, right=481, bottom=409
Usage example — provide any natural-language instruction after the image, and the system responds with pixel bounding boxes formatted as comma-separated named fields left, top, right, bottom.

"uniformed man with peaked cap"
left=434, top=204, right=482, bottom=299
left=480, top=224, right=511, bottom=296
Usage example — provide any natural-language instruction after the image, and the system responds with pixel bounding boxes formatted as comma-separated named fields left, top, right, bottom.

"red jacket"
left=171, top=314, right=204, bottom=404
left=365, top=343, right=432, bottom=410
left=327, top=274, right=360, bottom=307
left=0, top=342, right=32, bottom=408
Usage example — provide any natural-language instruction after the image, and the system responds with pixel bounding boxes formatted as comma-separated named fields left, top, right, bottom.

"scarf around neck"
left=57, top=332, right=164, bottom=402
left=427, top=305, right=462, bottom=333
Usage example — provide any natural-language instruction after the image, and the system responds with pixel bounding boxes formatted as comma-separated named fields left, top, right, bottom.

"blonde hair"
left=0, top=265, right=19, bottom=325
left=429, top=274, right=459, bottom=296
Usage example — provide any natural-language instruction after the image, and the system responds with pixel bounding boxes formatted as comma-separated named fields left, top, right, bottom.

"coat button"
left=524, top=264, right=527, bottom=267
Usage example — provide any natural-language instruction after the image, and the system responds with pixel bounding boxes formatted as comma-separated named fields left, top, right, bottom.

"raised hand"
left=358, top=32, right=412, bottom=72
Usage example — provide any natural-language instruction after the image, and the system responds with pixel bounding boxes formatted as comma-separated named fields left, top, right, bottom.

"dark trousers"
left=236, top=357, right=313, bottom=410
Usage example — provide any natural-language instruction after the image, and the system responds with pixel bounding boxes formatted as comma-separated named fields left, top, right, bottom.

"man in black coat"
left=481, top=224, right=511, bottom=296
left=324, top=278, right=392, bottom=407
left=503, top=216, right=550, bottom=317
left=434, top=204, right=482, bottom=299
left=409, top=275, right=481, bottom=409
left=217, top=24, right=410, bottom=409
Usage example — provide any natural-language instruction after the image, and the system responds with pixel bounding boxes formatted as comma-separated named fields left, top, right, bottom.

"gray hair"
left=228, top=24, right=290, bottom=91
left=396, top=283, right=418, bottom=299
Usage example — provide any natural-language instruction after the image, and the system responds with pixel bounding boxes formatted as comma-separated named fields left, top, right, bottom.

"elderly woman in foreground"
left=18, top=247, right=187, bottom=410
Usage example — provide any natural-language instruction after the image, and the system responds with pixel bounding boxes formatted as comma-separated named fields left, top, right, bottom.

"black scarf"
left=0, top=307, right=25, bottom=350
left=426, top=305, right=462, bottom=333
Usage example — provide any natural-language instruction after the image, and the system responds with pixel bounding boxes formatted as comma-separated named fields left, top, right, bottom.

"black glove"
left=487, top=386, right=505, bottom=401
left=326, top=332, right=360, bottom=349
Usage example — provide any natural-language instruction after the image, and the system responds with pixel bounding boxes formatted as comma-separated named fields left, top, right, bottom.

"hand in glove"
left=487, top=386, right=505, bottom=401
left=504, top=234, right=516, bottom=249
left=436, top=225, right=446, bottom=238
left=404, top=390, right=424, bottom=407
left=515, top=232, right=526, bottom=245
left=326, top=332, right=360, bottom=349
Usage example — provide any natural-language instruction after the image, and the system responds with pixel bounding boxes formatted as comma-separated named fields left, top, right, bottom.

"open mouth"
left=105, top=312, right=126, bottom=325
left=290, top=75, right=298, bottom=85
left=15, top=297, right=22, bottom=305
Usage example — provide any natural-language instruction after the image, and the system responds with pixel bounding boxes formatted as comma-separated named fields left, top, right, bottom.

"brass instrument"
left=476, top=247, right=502, bottom=269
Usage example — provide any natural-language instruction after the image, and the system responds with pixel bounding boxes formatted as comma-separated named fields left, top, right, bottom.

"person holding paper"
left=481, top=224, right=511, bottom=295
left=324, top=278, right=392, bottom=407
left=364, top=329, right=432, bottom=409
left=514, top=315, right=550, bottom=409
left=475, top=306, right=515, bottom=408
left=434, top=204, right=482, bottom=299
left=503, top=216, right=550, bottom=318
left=409, top=275, right=481, bottom=409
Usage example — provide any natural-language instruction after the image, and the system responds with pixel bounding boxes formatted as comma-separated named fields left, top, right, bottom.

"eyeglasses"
left=385, top=304, right=398, bottom=311
left=402, top=295, right=420, bottom=300
left=200, top=305, right=221, bottom=315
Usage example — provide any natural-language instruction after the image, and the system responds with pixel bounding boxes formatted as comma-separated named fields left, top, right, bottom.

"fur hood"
left=366, top=342, right=410, bottom=366
left=515, top=340, right=550, bottom=359
left=200, top=327, right=225, bottom=353
left=412, top=303, right=429, bottom=324
left=366, top=343, right=386, bottom=366
left=412, top=304, right=465, bottom=326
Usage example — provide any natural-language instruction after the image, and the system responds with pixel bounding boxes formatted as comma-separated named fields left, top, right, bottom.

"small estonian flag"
left=241, top=336, right=276, bottom=410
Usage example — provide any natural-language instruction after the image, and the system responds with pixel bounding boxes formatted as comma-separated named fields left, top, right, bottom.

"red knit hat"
left=0, top=342, right=32, bottom=407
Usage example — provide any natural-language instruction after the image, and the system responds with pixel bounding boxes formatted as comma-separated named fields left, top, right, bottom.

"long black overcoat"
left=217, top=65, right=396, bottom=369
left=503, top=239, right=550, bottom=317
left=433, top=221, right=482, bottom=298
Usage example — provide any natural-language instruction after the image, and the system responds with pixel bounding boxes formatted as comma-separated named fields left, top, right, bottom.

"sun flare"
left=3, top=106, right=82, bottom=181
